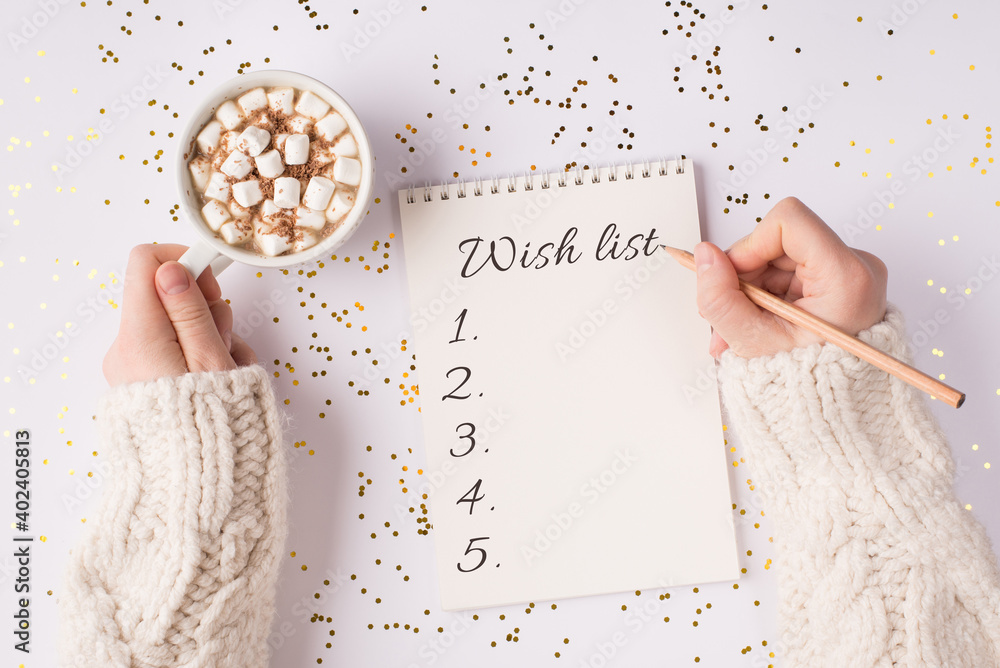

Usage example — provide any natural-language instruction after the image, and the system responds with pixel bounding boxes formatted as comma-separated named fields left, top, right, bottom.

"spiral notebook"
left=398, top=159, right=739, bottom=611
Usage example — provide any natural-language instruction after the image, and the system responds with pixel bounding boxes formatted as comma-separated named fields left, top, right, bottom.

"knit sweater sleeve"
left=58, top=365, right=288, bottom=668
left=717, top=305, right=1000, bottom=667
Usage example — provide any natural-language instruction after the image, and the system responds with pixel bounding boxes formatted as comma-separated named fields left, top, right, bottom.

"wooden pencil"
left=662, top=245, right=966, bottom=409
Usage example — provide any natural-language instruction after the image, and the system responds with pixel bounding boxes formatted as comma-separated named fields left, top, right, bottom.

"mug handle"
left=177, top=240, right=234, bottom=279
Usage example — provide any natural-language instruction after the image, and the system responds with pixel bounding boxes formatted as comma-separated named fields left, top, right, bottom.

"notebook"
left=398, top=160, right=739, bottom=611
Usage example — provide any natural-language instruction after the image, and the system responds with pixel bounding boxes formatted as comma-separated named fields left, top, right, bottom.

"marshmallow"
left=315, top=112, right=348, bottom=141
left=216, top=100, right=244, bottom=131
left=196, top=120, right=224, bottom=153
left=236, top=126, right=271, bottom=157
left=203, top=172, right=230, bottom=202
left=229, top=200, right=252, bottom=218
left=296, top=206, right=326, bottom=231
left=273, top=177, right=301, bottom=209
left=221, top=130, right=240, bottom=151
left=213, top=131, right=240, bottom=170
left=221, top=150, right=253, bottom=179
left=267, top=87, right=295, bottom=116
left=273, top=133, right=289, bottom=151
left=284, top=134, right=310, bottom=165
left=237, top=88, right=268, bottom=116
left=331, top=133, right=359, bottom=158
left=294, top=90, right=331, bottom=121
left=260, top=199, right=282, bottom=222
left=325, top=189, right=356, bottom=222
left=188, top=156, right=211, bottom=191
left=255, top=149, right=285, bottom=179
left=253, top=218, right=294, bottom=257
left=287, top=115, right=313, bottom=135
left=232, top=179, right=264, bottom=208
left=219, top=219, right=251, bottom=245
left=201, top=200, right=231, bottom=231
left=303, top=176, right=336, bottom=210
left=332, top=157, right=363, bottom=186
left=312, top=145, right=336, bottom=166
left=292, top=228, right=319, bottom=253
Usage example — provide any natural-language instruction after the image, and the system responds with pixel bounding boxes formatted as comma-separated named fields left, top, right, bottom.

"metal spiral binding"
left=656, top=157, right=684, bottom=176
left=403, top=158, right=687, bottom=202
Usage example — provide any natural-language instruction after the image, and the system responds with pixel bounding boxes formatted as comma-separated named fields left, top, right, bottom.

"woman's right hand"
left=694, top=197, right=889, bottom=359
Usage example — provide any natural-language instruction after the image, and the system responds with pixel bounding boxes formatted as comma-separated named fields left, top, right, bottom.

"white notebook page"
left=399, top=160, right=739, bottom=610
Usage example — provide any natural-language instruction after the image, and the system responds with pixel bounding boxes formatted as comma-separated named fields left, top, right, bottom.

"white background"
left=1, top=1, right=998, bottom=666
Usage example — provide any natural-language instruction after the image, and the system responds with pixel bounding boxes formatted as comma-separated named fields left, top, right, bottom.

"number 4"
left=456, top=478, right=484, bottom=515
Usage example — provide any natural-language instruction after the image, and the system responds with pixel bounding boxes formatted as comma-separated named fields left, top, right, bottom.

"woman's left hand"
left=103, top=243, right=257, bottom=385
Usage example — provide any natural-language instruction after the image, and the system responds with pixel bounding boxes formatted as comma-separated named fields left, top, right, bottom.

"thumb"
left=154, top=261, right=236, bottom=373
left=694, top=242, right=785, bottom=358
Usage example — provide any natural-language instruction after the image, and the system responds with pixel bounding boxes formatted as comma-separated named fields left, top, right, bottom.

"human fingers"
left=229, top=332, right=258, bottom=367
left=186, top=256, right=231, bottom=347
left=694, top=242, right=796, bottom=358
left=208, top=298, right=234, bottom=351
left=118, top=244, right=192, bottom=344
left=154, top=261, right=236, bottom=373
left=725, top=198, right=888, bottom=339
left=105, top=244, right=193, bottom=384
left=725, top=197, right=851, bottom=276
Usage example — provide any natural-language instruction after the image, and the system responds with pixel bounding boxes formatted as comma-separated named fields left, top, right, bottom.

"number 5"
left=457, top=536, right=489, bottom=573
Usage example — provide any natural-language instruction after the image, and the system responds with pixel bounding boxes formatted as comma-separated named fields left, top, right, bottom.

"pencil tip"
left=660, top=245, right=695, bottom=271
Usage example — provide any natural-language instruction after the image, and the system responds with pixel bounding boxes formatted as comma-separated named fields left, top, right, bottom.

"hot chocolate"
left=187, top=86, right=362, bottom=257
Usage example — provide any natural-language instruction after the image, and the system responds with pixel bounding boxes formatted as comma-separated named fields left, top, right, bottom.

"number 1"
left=450, top=308, right=468, bottom=343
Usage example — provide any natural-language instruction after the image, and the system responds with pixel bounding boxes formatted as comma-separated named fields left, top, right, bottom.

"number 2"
left=457, top=536, right=489, bottom=573
left=441, top=366, right=472, bottom=401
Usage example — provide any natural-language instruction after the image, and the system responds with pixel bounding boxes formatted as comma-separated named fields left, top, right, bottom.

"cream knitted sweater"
left=57, top=312, right=1000, bottom=666
left=58, top=365, right=287, bottom=668
left=719, top=306, right=1000, bottom=666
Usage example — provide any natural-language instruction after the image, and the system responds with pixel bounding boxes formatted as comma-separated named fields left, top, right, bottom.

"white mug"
left=175, top=70, right=375, bottom=278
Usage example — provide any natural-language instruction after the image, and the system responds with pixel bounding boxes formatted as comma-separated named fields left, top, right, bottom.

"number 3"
left=450, top=422, right=476, bottom=457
